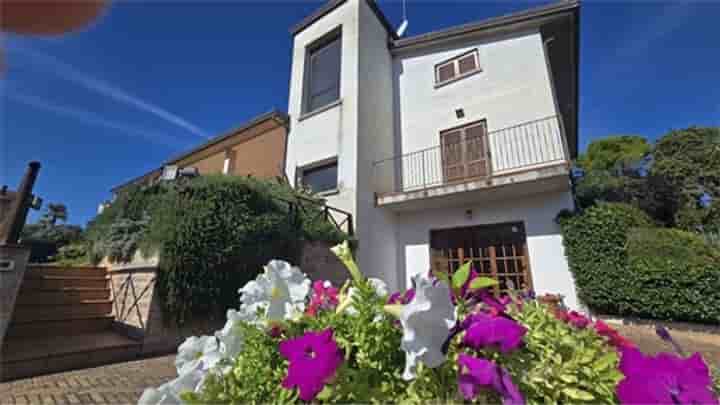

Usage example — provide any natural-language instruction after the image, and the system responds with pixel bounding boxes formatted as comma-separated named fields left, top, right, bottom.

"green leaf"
left=468, top=276, right=498, bottom=290
left=562, top=388, right=595, bottom=401
left=452, top=261, right=472, bottom=290
left=433, top=270, right=450, bottom=285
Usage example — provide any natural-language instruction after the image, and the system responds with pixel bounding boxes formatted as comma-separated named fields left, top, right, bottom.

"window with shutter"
left=434, top=49, right=481, bottom=86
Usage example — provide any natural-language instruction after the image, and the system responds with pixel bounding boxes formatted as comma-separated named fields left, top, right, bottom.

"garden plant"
left=139, top=242, right=719, bottom=404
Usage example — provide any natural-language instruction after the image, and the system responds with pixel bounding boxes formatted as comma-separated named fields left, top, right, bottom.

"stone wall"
left=109, top=241, right=349, bottom=354
left=109, top=265, right=223, bottom=355
left=0, top=245, right=30, bottom=349
left=300, top=241, right=350, bottom=286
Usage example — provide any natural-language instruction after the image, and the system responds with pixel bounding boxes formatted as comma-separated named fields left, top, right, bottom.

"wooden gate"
left=430, top=222, right=532, bottom=295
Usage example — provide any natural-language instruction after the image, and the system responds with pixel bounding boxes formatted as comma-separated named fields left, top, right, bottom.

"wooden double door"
left=440, top=121, right=491, bottom=183
left=430, top=222, right=532, bottom=295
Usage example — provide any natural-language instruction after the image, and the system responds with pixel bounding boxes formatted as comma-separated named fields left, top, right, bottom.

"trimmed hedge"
left=624, top=228, right=720, bottom=323
left=560, top=203, right=720, bottom=324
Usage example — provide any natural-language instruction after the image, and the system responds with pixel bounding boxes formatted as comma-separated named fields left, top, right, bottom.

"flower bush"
left=140, top=243, right=719, bottom=405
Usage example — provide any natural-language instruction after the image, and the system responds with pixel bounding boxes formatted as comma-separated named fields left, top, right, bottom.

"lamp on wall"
left=465, top=209, right=473, bottom=220
left=455, top=108, right=465, bottom=119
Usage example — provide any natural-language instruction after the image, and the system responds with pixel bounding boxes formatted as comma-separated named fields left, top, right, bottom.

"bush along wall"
left=559, top=202, right=720, bottom=324
left=86, top=175, right=347, bottom=325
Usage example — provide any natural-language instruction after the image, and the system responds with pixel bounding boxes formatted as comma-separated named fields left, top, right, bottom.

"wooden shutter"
left=441, top=130, right=465, bottom=181
left=458, top=53, right=478, bottom=75
left=436, top=62, right=456, bottom=83
left=464, top=123, right=489, bottom=178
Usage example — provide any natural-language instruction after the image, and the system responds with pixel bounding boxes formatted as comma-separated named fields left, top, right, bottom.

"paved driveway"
left=0, top=355, right=175, bottom=404
left=1, top=325, right=718, bottom=404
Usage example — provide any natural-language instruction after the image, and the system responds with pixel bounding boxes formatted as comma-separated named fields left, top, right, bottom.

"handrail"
left=373, top=115, right=568, bottom=195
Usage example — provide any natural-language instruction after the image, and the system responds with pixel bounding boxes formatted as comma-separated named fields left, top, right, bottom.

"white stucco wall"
left=395, top=190, right=580, bottom=310
left=354, top=0, right=399, bottom=285
left=285, top=0, right=361, bottom=214
left=388, top=31, right=563, bottom=190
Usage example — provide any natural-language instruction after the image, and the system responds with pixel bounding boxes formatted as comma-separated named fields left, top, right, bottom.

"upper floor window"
left=303, top=29, right=342, bottom=114
left=434, top=49, right=481, bottom=86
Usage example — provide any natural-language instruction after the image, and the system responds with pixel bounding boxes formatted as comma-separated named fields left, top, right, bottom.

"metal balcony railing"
left=373, top=115, right=569, bottom=196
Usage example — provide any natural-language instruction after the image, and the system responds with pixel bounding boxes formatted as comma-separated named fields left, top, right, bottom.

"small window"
left=303, top=29, right=342, bottom=114
left=434, top=49, right=481, bottom=86
left=299, top=161, right=338, bottom=193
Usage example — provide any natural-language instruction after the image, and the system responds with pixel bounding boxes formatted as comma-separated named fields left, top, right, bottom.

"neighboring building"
left=111, top=110, right=289, bottom=196
left=284, top=0, right=581, bottom=308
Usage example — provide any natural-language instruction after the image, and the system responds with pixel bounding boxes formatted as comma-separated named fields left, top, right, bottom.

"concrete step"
left=0, top=331, right=141, bottom=381
left=5, top=316, right=114, bottom=339
left=16, top=288, right=111, bottom=305
left=21, top=276, right=108, bottom=290
left=26, top=265, right=107, bottom=279
left=12, top=301, right=113, bottom=323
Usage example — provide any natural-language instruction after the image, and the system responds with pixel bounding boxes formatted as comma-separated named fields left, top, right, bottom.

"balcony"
left=373, top=115, right=571, bottom=209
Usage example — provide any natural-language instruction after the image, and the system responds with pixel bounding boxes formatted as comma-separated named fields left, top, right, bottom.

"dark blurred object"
left=0, top=0, right=108, bottom=35
left=0, top=162, right=41, bottom=246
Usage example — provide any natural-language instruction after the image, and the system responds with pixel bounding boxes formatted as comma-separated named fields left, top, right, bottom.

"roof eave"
left=391, top=0, right=580, bottom=52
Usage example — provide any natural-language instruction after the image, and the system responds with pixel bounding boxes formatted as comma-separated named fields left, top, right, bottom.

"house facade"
left=111, top=110, right=289, bottom=197
left=284, top=0, right=581, bottom=308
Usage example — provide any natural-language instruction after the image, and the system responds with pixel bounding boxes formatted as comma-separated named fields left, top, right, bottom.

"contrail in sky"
left=9, top=45, right=212, bottom=140
left=8, top=90, right=184, bottom=148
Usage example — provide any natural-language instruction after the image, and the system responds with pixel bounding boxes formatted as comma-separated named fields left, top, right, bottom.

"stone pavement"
left=0, top=355, right=175, bottom=404
left=0, top=325, right=718, bottom=405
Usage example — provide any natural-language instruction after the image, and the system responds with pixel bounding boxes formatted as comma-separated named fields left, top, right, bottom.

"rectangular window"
left=303, top=29, right=342, bottom=114
left=434, top=49, right=481, bottom=86
left=299, top=160, right=338, bottom=193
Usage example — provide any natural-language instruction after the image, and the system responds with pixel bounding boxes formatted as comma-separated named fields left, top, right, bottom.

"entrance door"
left=430, top=222, right=532, bottom=295
left=440, top=121, right=490, bottom=183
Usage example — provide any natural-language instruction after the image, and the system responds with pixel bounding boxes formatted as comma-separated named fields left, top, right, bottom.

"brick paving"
left=0, top=355, right=176, bottom=404
left=0, top=325, right=718, bottom=404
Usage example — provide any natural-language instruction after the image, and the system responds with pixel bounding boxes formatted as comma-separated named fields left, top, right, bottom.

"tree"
left=651, top=126, right=720, bottom=228
left=40, top=203, right=68, bottom=226
left=577, top=135, right=651, bottom=172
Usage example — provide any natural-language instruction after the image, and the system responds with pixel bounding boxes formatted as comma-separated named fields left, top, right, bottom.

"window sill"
left=316, top=188, right=340, bottom=197
left=298, top=99, right=343, bottom=122
left=434, top=69, right=483, bottom=89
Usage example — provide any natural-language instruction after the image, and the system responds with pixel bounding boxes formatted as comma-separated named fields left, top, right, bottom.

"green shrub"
left=53, top=242, right=91, bottom=266
left=86, top=175, right=347, bottom=325
left=560, top=202, right=720, bottom=324
left=559, top=203, right=653, bottom=314
left=624, top=228, right=720, bottom=323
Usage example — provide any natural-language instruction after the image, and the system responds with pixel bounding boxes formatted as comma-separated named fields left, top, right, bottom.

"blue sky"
left=2, top=1, right=719, bottom=226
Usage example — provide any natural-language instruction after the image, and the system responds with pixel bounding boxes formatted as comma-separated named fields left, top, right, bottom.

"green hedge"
left=624, top=228, right=720, bottom=323
left=560, top=203, right=720, bottom=324
left=86, top=175, right=347, bottom=324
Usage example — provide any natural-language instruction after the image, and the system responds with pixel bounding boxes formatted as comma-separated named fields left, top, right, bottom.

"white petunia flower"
left=238, top=260, right=310, bottom=323
left=138, top=384, right=181, bottom=405
left=216, top=309, right=245, bottom=360
left=138, top=363, right=205, bottom=405
left=175, top=335, right=222, bottom=376
left=399, top=274, right=456, bottom=381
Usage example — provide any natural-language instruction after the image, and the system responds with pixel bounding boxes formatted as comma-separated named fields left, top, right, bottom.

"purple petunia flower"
left=462, top=313, right=527, bottom=353
left=479, top=290, right=513, bottom=314
left=279, top=329, right=343, bottom=401
left=457, top=354, right=525, bottom=405
left=617, top=347, right=718, bottom=404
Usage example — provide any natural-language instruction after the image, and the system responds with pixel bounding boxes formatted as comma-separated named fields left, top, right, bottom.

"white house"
left=284, top=0, right=581, bottom=309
